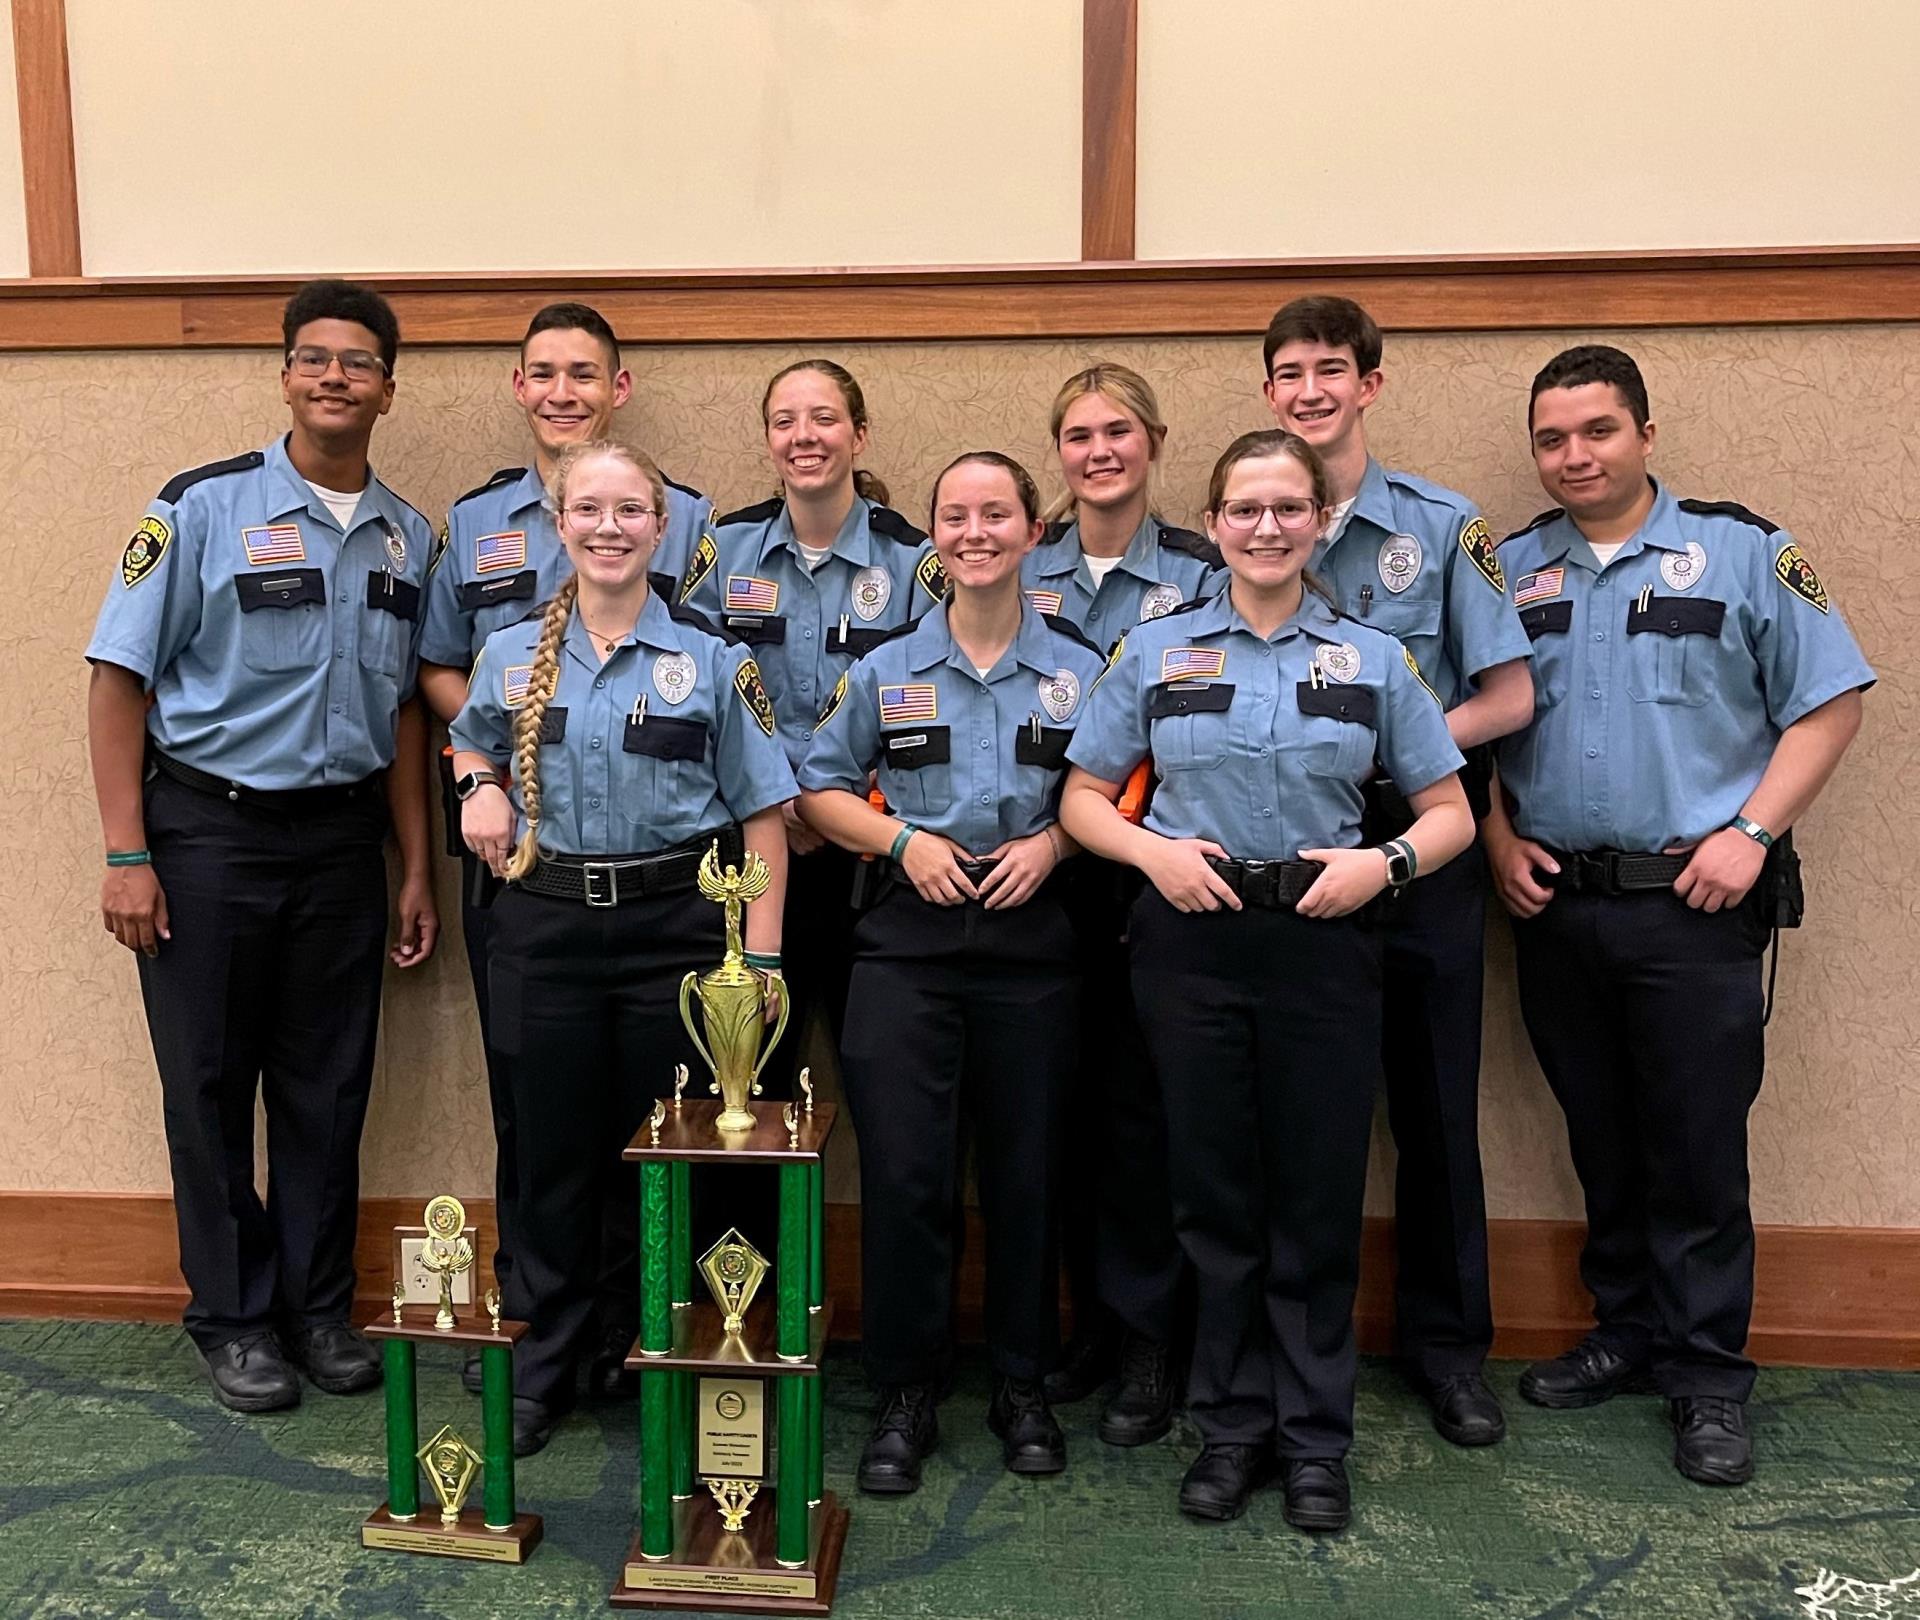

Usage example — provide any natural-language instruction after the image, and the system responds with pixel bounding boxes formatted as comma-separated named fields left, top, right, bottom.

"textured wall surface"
left=6, top=327, right=1913, bottom=1226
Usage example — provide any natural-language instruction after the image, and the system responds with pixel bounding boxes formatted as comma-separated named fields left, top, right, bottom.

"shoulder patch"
left=816, top=670, right=850, bottom=729
left=120, top=515, right=172, bottom=588
left=915, top=550, right=950, bottom=601
left=1155, top=523, right=1223, bottom=567
left=1402, top=644, right=1442, bottom=705
left=733, top=657, right=778, bottom=736
left=678, top=532, right=719, bottom=601
left=1500, top=508, right=1563, bottom=545
left=1458, top=516, right=1505, bottom=592
left=1041, top=613, right=1103, bottom=657
left=715, top=495, right=784, bottom=529
left=1680, top=497, right=1781, bottom=536
left=157, top=450, right=262, bottom=505
left=867, top=504, right=929, bottom=545
left=1774, top=543, right=1829, bottom=613
left=1089, top=630, right=1128, bottom=691
left=452, top=466, right=525, bottom=508
left=662, top=472, right=705, bottom=500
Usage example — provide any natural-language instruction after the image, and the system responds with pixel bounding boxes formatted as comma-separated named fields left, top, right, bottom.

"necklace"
left=578, top=614, right=636, bottom=656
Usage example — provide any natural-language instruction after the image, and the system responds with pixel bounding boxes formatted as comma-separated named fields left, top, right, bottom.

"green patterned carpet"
left=2, top=1321, right=1917, bottom=1619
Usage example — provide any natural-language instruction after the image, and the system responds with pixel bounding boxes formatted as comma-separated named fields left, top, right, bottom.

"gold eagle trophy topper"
left=679, top=841, right=789, bottom=1133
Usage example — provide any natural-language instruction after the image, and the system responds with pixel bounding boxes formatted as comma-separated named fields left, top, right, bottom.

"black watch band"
left=455, top=769, right=506, bottom=801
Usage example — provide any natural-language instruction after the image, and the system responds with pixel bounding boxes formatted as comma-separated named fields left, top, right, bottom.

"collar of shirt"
left=1535, top=477, right=1683, bottom=572
left=1034, top=515, right=1162, bottom=588
left=762, top=498, right=877, bottom=571
left=500, top=464, right=550, bottom=525
left=904, top=598, right=1061, bottom=682
left=1183, top=585, right=1345, bottom=649
left=263, top=433, right=407, bottom=539
left=560, top=587, right=691, bottom=673
left=1336, top=457, right=1398, bottom=543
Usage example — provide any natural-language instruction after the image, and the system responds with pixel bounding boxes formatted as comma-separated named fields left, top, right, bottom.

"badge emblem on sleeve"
left=653, top=651, right=696, bottom=705
left=1458, top=517, right=1505, bottom=592
left=1379, top=533, right=1422, bottom=594
left=734, top=658, right=778, bottom=735
left=1316, top=641, right=1362, bottom=684
left=1660, top=541, right=1707, bottom=592
left=850, top=565, right=892, bottom=621
left=1774, top=543, right=1829, bottom=613
left=1039, top=669, right=1081, bottom=721
left=120, top=516, right=172, bottom=588
left=1140, top=583, right=1183, bottom=620
left=915, top=551, right=950, bottom=600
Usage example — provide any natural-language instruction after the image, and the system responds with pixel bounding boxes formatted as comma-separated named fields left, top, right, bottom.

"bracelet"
left=105, top=849, right=152, bottom=867
left=744, top=951, right=782, bottom=971
left=1042, top=825, right=1063, bottom=860
left=887, top=823, right=920, bottom=864
left=1727, top=815, right=1774, bottom=849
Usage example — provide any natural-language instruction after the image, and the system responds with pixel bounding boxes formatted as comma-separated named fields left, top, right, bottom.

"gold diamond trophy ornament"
left=420, top=1426, right=483, bottom=1527
left=678, top=843, right=790, bottom=1133
left=700, top=1228, right=770, bottom=1337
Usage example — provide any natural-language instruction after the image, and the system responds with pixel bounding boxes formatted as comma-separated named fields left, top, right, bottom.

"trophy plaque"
left=361, top=1197, right=542, bottom=1563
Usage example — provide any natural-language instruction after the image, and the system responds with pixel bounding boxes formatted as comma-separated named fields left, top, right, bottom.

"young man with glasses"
left=1260, top=296, right=1534, bottom=1447
left=86, top=279, right=439, bottom=1413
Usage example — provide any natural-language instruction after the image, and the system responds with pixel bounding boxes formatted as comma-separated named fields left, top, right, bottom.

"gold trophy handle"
left=749, top=974, right=791, bottom=1090
left=678, top=970, right=718, bottom=1080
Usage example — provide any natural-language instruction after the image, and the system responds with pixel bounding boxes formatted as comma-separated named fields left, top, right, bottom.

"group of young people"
left=86, top=279, right=1872, bottom=1537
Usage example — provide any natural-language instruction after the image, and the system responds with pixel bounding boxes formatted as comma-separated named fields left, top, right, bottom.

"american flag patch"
left=726, top=575, right=780, bottom=614
left=503, top=664, right=535, bottom=706
left=1160, top=646, right=1226, bottom=681
left=1025, top=589, right=1064, bottom=615
left=1514, top=567, right=1564, bottom=606
left=475, top=530, right=527, bottom=574
left=241, top=524, right=304, bottom=565
left=879, top=683, right=938, bottom=724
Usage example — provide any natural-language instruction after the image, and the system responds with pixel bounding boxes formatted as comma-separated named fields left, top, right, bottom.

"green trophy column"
left=382, top=1339, right=418, bottom=1519
left=670, top=1159, right=694, bottom=1499
left=480, top=1344, right=515, bottom=1530
left=639, top=1159, right=674, bottom=1560
left=807, top=1153, right=825, bottom=1504
left=776, top=1162, right=808, bottom=1566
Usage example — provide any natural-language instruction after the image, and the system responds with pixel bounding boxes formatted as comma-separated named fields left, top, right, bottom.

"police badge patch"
left=1379, top=533, right=1422, bottom=594
left=652, top=651, right=696, bottom=705
left=1039, top=668, right=1081, bottom=721
left=1458, top=517, right=1505, bottom=592
left=121, top=516, right=171, bottom=588
left=1317, top=641, right=1362, bottom=684
left=383, top=522, right=408, bottom=572
left=679, top=532, right=718, bottom=601
left=734, top=657, right=778, bottom=735
left=915, top=550, right=950, bottom=601
left=1660, top=541, right=1707, bottom=592
left=1774, top=543, right=1829, bottom=613
left=850, top=565, right=892, bottom=621
left=1139, top=583, right=1183, bottom=620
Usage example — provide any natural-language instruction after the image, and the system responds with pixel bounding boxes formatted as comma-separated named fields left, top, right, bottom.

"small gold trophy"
left=699, top=1228, right=769, bottom=1336
left=706, top=1477, right=760, bottom=1532
left=419, top=1195, right=475, bottom=1332
left=418, top=1425, right=484, bottom=1528
left=679, top=842, right=790, bottom=1133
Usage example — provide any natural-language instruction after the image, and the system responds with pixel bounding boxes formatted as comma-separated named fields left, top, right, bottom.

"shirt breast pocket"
left=233, top=569, right=327, bottom=673
left=458, top=570, right=538, bottom=645
left=1295, top=682, right=1377, bottom=781
left=1376, top=589, right=1442, bottom=656
left=1626, top=596, right=1724, bottom=708
left=1147, top=681, right=1234, bottom=770
left=1519, top=600, right=1574, bottom=707
left=360, top=571, right=419, bottom=679
left=617, top=713, right=708, bottom=838
left=879, top=726, right=953, bottom=816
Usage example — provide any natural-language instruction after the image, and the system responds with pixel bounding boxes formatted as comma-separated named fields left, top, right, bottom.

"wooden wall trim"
left=10, top=0, right=81, bottom=277
left=1080, top=0, right=1137, bottom=261
left=0, top=248, right=1915, bottom=349
left=4, top=1192, right=1916, bottom=1369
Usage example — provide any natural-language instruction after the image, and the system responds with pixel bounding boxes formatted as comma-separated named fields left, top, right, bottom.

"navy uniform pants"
left=1512, top=885, right=1768, bottom=1399
left=487, top=884, right=719, bottom=1411
left=1131, top=890, right=1381, bottom=1458
left=839, top=881, right=1078, bottom=1386
left=456, top=854, right=517, bottom=1291
left=1377, top=842, right=1495, bottom=1378
left=136, top=770, right=389, bottom=1354
left=761, top=841, right=856, bottom=1098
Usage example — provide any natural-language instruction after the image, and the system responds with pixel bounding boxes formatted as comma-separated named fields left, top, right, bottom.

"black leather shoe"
left=1177, top=1444, right=1274, bottom=1522
left=512, top=1395, right=563, bottom=1458
left=988, top=1377, right=1067, bottom=1475
left=203, top=1332, right=300, bottom=1413
left=285, top=1323, right=381, bottom=1395
left=1422, top=1372, right=1507, bottom=1447
left=584, top=1325, right=638, bottom=1399
left=1519, top=1337, right=1649, bottom=1409
left=1671, top=1396, right=1754, bottom=1486
left=1100, top=1333, right=1175, bottom=1447
left=461, top=1352, right=484, bottom=1395
left=1282, top=1457, right=1351, bottom=1533
left=1044, top=1326, right=1119, bottom=1405
left=857, top=1385, right=939, bottom=1495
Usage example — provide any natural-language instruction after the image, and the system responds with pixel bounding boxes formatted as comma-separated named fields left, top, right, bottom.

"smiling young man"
left=1259, top=296, right=1533, bottom=1447
left=1484, top=345, right=1871, bottom=1485
left=86, top=279, right=438, bottom=1413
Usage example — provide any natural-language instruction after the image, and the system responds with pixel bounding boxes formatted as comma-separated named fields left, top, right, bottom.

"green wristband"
left=744, top=951, right=782, bottom=971
left=105, top=849, right=152, bottom=868
left=888, top=824, right=919, bottom=864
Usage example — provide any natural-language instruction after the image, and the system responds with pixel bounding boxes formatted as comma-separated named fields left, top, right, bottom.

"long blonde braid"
left=504, top=575, right=578, bottom=881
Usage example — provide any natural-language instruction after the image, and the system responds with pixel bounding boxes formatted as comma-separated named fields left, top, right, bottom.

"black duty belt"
left=515, top=827, right=743, bottom=908
left=149, top=748, right=382, bottom=812
left=872, top=854, right=1003, bottom=904
left=1204, top=856, right=1323, bottom=909
left=1541, top=847, right=1690, bottom=896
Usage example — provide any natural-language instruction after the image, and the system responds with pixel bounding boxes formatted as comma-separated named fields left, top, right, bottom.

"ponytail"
left=852, top=467, right=891, bottom=507
left=504, top=576, right=579, bottom=882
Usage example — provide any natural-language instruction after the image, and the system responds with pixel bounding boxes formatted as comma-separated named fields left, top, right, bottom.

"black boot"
left=1177, top=1444, right=1274, bottom=1522
left=988, top=1377, right=1067, bottom=1475
left=1100, top=1333, right=1175, bottom=1447
left=1420, top=1371, right=1507, bottom=1447
left=284, top=1323, right=381, bottom=1395
left=202, top=1332, right=300, bottom=1413
left=1671, top=1397, right=1753, bottom=1486
left=512, top=1395, right=564, bottom=1458
left=857, top=1385, right=939, bottom=1495
left=1519, top=1336, right=1649, bottom=1409
left=461, top=1352, right=484, bottom=1395
left=1043, top=1323, right=1120, bottom=1405
left=1280, top=1457, right=1351, bottom=1533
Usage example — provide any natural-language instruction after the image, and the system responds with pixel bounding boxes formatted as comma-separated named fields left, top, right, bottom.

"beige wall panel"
left=6, top=327, right=1913, bottom=1231
left=1138, top=0, right=1920, bottom=258
left=65, top=0, right=1079, bottom=275
left=0, top=7, right=30, bottom=277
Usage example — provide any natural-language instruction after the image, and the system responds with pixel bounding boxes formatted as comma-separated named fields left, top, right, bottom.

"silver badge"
left=652, top=651, right=696, bottom=705
left=850, top=565, right=892, bottom=622
left=1139, top=582, right=1183, bottom=620
left=1378, top=533, right=1421, bottom=594
left=1660, top=541, right=1707, bottom=592
left=384, top=523, right=408, bottom=572
left=1038, top=668, right=1081, bottom=722
left=1317, top=641, right=1362, bottom=684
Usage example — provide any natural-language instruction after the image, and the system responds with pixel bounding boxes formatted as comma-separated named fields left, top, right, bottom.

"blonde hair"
left=544, top=436, right=667, bottom=523
left=1044, top=362, right=1169, bottom=523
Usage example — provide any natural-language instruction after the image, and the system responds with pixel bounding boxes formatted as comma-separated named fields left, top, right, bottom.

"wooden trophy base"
left=609, top=1490, right=848, bottom=1613
left=362, top=1503, right=543, bottom=1563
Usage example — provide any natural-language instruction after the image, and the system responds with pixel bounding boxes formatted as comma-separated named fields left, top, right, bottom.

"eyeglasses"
left=563, top=500, right=658, bottom=529
left=1215, top=498, right=1321, bottom=533
left=286, top=346, right=388, bottom=380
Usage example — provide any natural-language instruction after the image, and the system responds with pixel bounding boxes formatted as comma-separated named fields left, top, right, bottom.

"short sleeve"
left=1444, top=508, right=1534, bottom=684
left=417, top=516, right=473, bottom=668
left=1748, top=530, right=1876, bottom=728
left=1376, top=637, right=1466, bottom=793
left=796, top=659, right=881, bottom=795
left=712, top=645, right=800, bottom=819
left=450, top=640, right=513, bottom=760
left=85, top=499, right=201, bottom=686
left=1064, top=635, right=1151, bottom=784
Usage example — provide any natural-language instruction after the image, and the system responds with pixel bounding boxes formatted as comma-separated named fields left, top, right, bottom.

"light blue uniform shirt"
left=1020, top=515, right=1223, bottom=646
left=1494, top=481, right=1874, bottom=853
left=1068, top=590, right=1464, bottom=863
left=451, top=588, right=796, bottom=857
left=418, top=463, right=712, bottom=668
left=798, top=600, right=1107, bottom=855
left=85, top=435, right=435, bottom=790
left=678, top=495, right=946, bottom=765
left=1312, top=459, right=1533, bottom=710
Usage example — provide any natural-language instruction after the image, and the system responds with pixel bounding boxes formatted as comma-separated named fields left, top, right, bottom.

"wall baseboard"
left=3, top=1191, right=1914, bottom=1368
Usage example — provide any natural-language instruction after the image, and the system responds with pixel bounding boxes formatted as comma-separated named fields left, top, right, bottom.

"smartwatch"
left=1728, top=815, right=1775, bottom=849
left=1381, top=838, right=1417, bottom=890
left=454, top=769, right=506, bottom=801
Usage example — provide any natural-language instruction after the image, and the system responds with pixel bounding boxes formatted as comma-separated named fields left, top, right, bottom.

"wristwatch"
left=1727, top=815, right=1774, bottom=849
left=454, top=769, right=506, bottom=801
left=1381, top=838, right=1417, bottom=890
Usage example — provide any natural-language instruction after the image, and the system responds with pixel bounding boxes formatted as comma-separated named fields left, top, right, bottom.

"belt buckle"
left=583, top=862, right=619, bottom=908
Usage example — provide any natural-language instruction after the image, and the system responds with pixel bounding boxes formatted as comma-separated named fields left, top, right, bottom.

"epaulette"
left=388, top=490, right=432, bottom=531
left=1678, top=498, right=1780, bottom=536
left=1380, top=465, right=1472, bottom=510
left=1154, top=596, right=1212, bottom=621
left=663, top=473, right=706, bottom=500
left=1155, top=522, right=1223, bottom=567
left=1040, top=520, right=1073, bottom=545
left=867, top=504, right=929, bottom=545
left=715, top=495, right=783, bottom=528
left=158, top=450, right=262, bottom=505
left=665, top=595, right=739, bottom=645
left=869, top=617, right=922, bottom=650
left=1041, top=614, right=1103, bottom=656
left=451, top=466, right=525, bottom=508
left=1499, top=508, right=1562, bottom=545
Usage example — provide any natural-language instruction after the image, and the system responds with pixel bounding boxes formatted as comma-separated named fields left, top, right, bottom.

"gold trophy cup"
left=678, top=842, right=789, bottom=1133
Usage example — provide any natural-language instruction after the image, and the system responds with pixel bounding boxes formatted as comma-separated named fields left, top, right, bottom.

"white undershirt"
left=972, top=663, right=996, bottom=680
left=306, top=480, right=362, bottom=532
left=1083, top=553, right=1123, bottom=587
left=1322, top=497, right=1357, bottom=545
left=1587, top=540, right=1627, bottom=567
left=796, top=541, right=832, bottom=572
